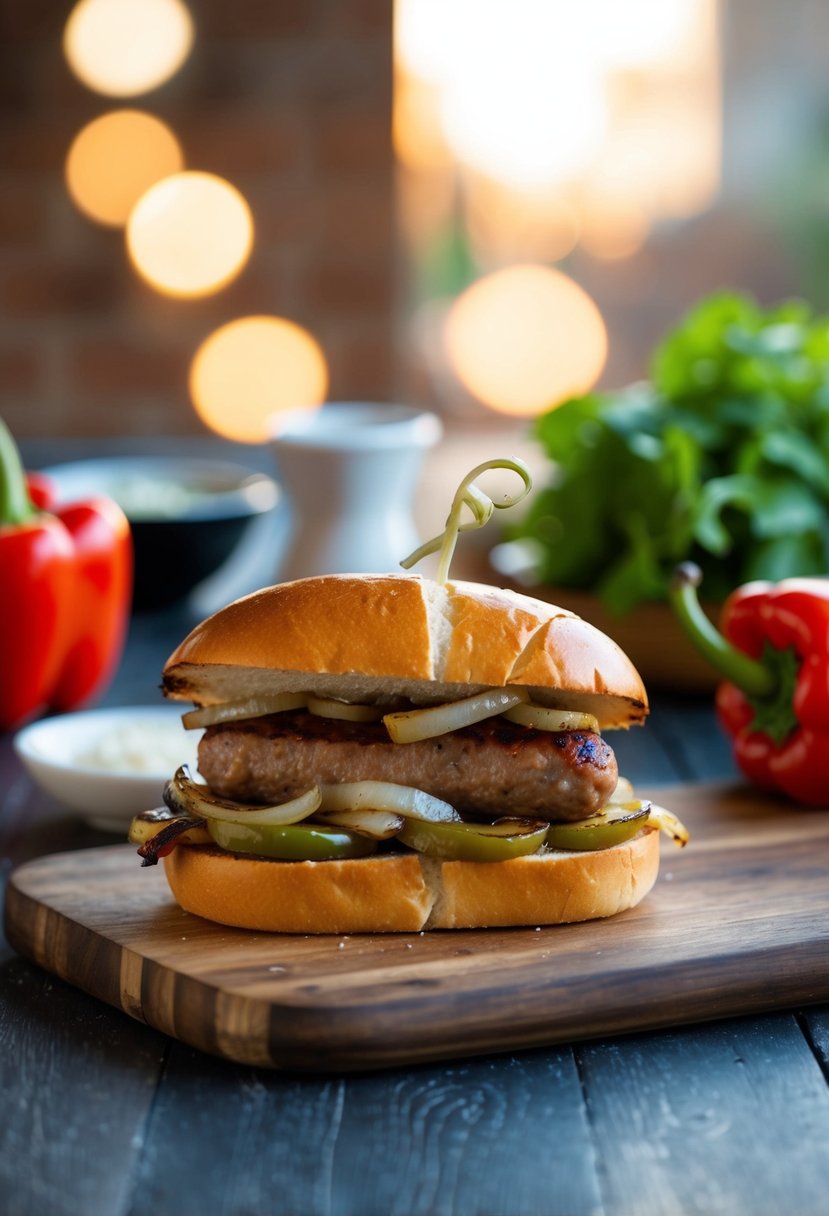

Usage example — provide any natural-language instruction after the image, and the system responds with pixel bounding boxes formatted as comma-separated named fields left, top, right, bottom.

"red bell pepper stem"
left=670, top=563, right=776, bottom=699
left=0, top=417, right=37, bottom=525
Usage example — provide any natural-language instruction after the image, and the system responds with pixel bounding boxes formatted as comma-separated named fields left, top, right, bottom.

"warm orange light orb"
left=445, top=265, right=607, bottom=416
left=64, top=0, right=194, bottom=98
left=65, top=110, right=183, bottom=227
left=580, top=197, right=650, bottom=261
left=189, top=317, right=329, bottom=443
left=126, top=172, right=254, bottom=298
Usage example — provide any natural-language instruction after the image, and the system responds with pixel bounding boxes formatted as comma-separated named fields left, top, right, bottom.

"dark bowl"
left=41, top=456, right=279, bottom=611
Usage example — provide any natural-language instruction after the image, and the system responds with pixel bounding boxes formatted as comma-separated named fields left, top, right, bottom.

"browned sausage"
left=197, top=712, right=617, bottom=822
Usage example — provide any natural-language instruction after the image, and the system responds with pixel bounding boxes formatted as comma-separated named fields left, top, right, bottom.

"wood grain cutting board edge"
left=5, top=781, right=829, bottom=1071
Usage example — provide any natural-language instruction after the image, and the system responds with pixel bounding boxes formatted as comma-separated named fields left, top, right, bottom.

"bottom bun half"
left=163, top=830, right=660, bottom=934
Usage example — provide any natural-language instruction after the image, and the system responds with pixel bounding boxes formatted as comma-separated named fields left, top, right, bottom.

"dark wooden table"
left=2, top=440, right=829, bottom=1215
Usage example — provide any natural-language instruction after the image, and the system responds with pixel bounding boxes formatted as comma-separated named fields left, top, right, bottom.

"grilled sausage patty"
left=197, top=711, right=618, bottom=822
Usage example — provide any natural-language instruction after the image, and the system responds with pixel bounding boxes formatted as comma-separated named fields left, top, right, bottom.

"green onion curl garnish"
left=400, top=457, right=532, bottom=585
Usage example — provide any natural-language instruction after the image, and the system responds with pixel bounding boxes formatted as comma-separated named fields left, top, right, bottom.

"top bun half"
left=163, top=574, right=648, bottom=729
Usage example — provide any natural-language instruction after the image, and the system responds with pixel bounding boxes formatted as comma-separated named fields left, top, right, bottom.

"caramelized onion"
left=384, top=688, right=528, bottom=744
left=182, top=693, right=307, bottom=730
left=318, top=781, right=462, bottom=823
left=306, top=696, right=385, bottom=723
left=647, top=802, right=690, bottom=847
left=501, top=703, right=599, bottom=733
left=315, top=809, right=405, bottom=839
left=166, top=766, right=321, bottom=825
left=128, top=806, right=210, bottom=847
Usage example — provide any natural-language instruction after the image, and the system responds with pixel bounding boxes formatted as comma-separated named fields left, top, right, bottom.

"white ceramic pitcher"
left=270, top=402, right=443, bottom=581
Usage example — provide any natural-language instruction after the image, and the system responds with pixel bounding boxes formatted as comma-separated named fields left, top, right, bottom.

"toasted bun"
left=163, top=830, right=660, bottom=933
left=163, top=574, right=647, bottom=729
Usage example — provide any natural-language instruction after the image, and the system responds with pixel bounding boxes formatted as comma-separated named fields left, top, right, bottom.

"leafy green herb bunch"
left=513, top=292, right=829, bottom=613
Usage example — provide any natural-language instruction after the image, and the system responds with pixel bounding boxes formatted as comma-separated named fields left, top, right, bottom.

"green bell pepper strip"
left=397, top=817, right=548, bottom=862
left=207, top=818, right=377, bottom=861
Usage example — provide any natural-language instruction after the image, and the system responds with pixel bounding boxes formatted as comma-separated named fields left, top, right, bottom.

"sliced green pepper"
left=397, top=817, right=548, bottom=862
left=207, top=818, right=377, bottom=861
left=545, top=805, right=650, bottom=852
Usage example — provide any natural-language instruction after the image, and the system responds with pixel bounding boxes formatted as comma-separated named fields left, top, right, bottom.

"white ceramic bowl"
left=14, top=706, right=202, bottom=832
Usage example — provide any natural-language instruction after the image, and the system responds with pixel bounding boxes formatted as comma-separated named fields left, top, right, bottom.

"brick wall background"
left=0, top=0, right=397, bottom=438
left=3, top=0, right=829, bottom=443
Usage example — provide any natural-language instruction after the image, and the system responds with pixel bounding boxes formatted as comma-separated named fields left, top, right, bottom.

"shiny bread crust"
left=163, top=574, right=647, bottom=729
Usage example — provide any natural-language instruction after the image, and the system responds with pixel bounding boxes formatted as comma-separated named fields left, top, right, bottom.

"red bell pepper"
left=0, top=419, right=132, bottom=730
left=671, top=562, right=829, bottom=806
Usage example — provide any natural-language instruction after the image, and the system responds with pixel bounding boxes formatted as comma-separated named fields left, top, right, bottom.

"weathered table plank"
left=128, top=1045, right=604, bottom=1216
left=576, top=1014, right=829, bottom=1216
left=803, top=1008, right=829, bottom=1077
left=0, top=956, right=168, bottom=1216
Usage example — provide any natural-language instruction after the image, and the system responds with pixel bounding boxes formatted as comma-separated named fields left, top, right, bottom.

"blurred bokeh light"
left=394, top=0, right=719, bottom=261
left=189, top=316, right=329, bottom=443
left=578, top=195, right=651, bottom=261
left=65, top=110, right=184, bottom=227
left=8, top=0, right=825, bottom=447
left=444, top=265, right=607, bottom=416
left=441, top=5, right=607, bottom=189
left=126, top=171, right=254, bottom=298
left=63, top=0, right=194, bottom=98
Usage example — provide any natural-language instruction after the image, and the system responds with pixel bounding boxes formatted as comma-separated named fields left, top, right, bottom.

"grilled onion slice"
left=647, top=803, right=690, bottom=847
left=501, top=703, right=599, bottom=733
left=384, top=688, right=528, bottom=744
left=182, top=693, right=308, bottom=730
left=318, top=781, right=462, bottom=823
left=315, top=809, right=405, bottom=839
left=128, top=806, right=211, bottom=847
left=165, top=766, right=321, bottom=825
left=306, top=696, right=385, bottom=723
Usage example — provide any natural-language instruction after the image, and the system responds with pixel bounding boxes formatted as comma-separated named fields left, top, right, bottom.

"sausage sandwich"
left=130, top=572, right=685, bottom=933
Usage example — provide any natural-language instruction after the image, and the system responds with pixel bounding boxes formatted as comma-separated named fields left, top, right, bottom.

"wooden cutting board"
left=5, top=783, right=829, bottom=1072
